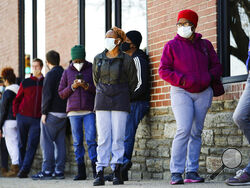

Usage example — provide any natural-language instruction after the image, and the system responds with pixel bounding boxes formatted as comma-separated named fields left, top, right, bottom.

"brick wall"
left=0, top=0, right=18, bottom=76
left=46, top=0, right=78, bottom=69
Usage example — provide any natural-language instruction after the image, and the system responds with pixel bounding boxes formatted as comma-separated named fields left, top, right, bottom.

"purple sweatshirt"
left=58, top=61, right=95, bottom=113
left=159, top=33, right=223, bottom=93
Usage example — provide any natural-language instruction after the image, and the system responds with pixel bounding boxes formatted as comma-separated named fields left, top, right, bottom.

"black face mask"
left=121, top=42, right=131, bottom=52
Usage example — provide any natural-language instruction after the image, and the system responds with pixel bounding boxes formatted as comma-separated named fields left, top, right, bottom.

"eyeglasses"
left=176, top=22, right=193, bottom=27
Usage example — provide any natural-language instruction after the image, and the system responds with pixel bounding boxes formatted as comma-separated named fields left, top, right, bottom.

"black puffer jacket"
left=93, top=49, right=138, bottom=112
left=0, top=84, right=19, bottom=131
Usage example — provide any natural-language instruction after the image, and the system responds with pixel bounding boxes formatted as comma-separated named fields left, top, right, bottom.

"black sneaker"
left=54, top=172, right=65, bottom=179
left=31, top=171, right=53, bottom=180
left=93, top=170, right=105, bottom=186
left=17, top=170, right=28, bottom=178
left=184, top=172, right=204, bottom=183
left=170, top=173, right=184, bottom=185
left=104, top=173, right=113, bottom=182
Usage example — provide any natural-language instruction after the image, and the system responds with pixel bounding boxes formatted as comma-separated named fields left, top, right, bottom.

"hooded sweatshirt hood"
left=5, top=84, right=19, bottom=94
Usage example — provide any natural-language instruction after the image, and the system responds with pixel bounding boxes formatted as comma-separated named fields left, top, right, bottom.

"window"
left=122, top=0, right=147, bottom=50
left=219, top=0, right=250, bottom=83
left=85, top=1, right=105, bottom=62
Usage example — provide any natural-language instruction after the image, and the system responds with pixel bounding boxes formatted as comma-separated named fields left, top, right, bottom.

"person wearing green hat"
left=58, top=45, right=97, bottom=180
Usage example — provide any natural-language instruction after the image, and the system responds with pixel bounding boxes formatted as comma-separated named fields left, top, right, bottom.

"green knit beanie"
left=71, top=45, right=86, bottom=60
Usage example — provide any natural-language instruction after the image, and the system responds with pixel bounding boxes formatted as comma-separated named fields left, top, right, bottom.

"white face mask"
left=104, top=38, right=116, bottom=51
left=177, top=26, right=193, bottom=38
left=73, top=63, right=84, bottom=72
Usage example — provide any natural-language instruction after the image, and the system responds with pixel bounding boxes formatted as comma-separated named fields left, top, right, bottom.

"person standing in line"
left=92, top=26, right=138, bottom=186
left=120, top=30, right=150, bottom=180
left=58, top=45, right=97, bottom=181
left=159, top=9, right=222, bottom=184
left=225, top=41, right=250, bottom=186
left=13, top=58, right=44, bottom=178
left=0, top=86, right=9, bottom=177
left=0, top=68, right=19, bottom=177
left=31, top=50, right=68, bottom=180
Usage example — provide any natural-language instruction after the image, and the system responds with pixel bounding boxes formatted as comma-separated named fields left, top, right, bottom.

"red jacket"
left=13, top=75, right=44, bottom=118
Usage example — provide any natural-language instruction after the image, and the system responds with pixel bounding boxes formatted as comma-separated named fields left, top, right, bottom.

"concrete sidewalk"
left=0, top=177, right=235, bottom=188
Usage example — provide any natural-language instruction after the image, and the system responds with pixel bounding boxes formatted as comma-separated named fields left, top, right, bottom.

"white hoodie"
left=5, top=84, right=19, bottom=94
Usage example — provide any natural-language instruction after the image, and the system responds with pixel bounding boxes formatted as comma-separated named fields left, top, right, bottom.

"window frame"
left=218, top=0, right=248, bottom=84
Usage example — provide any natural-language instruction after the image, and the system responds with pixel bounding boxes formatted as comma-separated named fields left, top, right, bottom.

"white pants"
left=2, top=120, right=19, bottom=165
left=96, top=111, right=128, bottom=172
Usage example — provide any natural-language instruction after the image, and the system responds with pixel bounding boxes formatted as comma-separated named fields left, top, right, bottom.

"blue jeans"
left=170, top=86, right=213, bottom=174
left=233, top=75, right=250, bottom=174
left=40, top=114, right=67, bottom=173
left=17, top=114, right=41, bottom=173
left=123, top=101, right=149, bottom=164
left=69, top=113, right=97, bottom=165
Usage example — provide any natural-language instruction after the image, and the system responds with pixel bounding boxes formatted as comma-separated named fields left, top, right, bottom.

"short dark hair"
left=33, top=58, right=44, bottom=68
left=46, top=50, right=60, bottom=66
left=1, top=67, right=16, bottom=84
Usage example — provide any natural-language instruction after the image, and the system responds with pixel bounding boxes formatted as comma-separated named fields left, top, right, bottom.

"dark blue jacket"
left=42, top=66, right=67, bottom=115
left=0, top=84, right=19, bottom=130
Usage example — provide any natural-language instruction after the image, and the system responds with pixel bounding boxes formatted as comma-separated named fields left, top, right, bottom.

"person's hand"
left=41, top=114, right=47, bottom=125
left=72, top=79, right=82, bottom=89
left=80, top=81, right=89, bottom=90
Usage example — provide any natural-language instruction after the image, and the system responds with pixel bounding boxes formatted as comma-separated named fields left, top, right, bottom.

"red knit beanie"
left=177, top=9, right=198, bottom=27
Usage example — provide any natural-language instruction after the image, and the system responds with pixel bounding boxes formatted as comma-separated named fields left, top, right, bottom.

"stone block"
left=157, top=146, right=170, bottom=157
left=163, top=159, right=170, bottom=170
left=131, top=172, right=142, bottom=180
left=150, top=150, right=158, bottom=157
left=209, top=101, right=224, bottom=112
left=201, top=147, right=210, bottom=155
left=242, top=136, right=249, bottom=147
left=228, top=136, right=242, bottom=147
left=146, top=158, right=163, bottom=172
left=136, top=124, right=151, bottom=139
left=131, top=163, right=141, bottom=171
left=222, top=128, right=239, bottom=136
left=214, top=129, right=222, bottom=135
left=152, top=173, right=163, bottom=179
left=136, top=149, right=150, bottom=157
left=202, top=130, right=214, bottom=146
left=132, top=156, right=146, bottom=163
left=210, top=148, right=225, bottom=156
left=164, top=123, right=176, bottom=139
left=137, top=139, right=147, bottom=149
left=204, top=112, right=234, bottom=128
left=206, top=156, right=222, bottom=173
left=163, top=171, right=171, bottom=181
left=224, top=100, right=238, bottom=110
left=214, top=136, right=228, bottom=146
left=199, top=161, right=206, bottom=167
left=143, top=172, right=152, bottom=179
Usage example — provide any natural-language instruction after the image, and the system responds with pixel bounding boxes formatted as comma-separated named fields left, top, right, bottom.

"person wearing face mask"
left=13, top=58, right=44, bottom=178
left=92, top=26, right=138, bottom=186
left=58, top=45, right=97, bottom=181
left=31, top=50, right=67, bottom=180
left=119, top=30, right=150, bottom=181
left=159, top=9, right=223, bottom=185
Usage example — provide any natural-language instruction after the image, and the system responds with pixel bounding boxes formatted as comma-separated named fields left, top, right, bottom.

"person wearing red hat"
left=159, top=9, right=223, bottom=184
